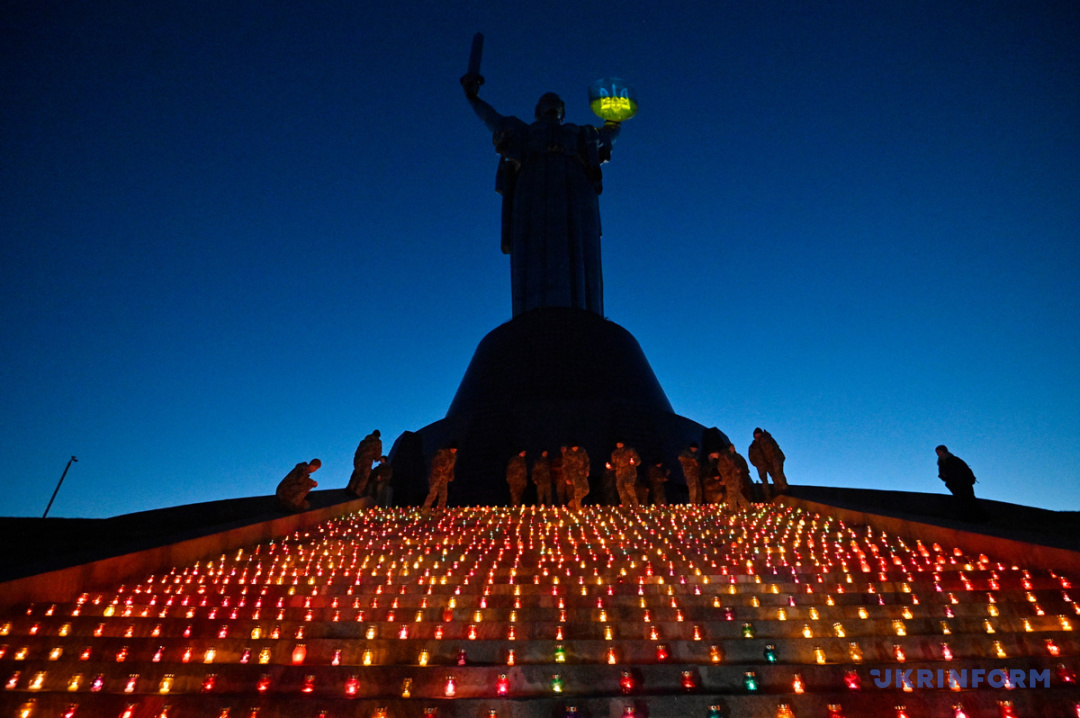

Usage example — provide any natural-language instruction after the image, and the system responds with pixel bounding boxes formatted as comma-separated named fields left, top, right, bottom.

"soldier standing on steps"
left=422, top=444, right=458, bottom=510
left=648, top=461, right=669, bottom=505
left=702, top=451, right=724, bottom=505
left=719, top=444, right=753, bottom=511
left=563, top=444, right=591, bottom=510
left=749, top=428, right=788, bottom=495
left=556, top=447, right=572, bottom=506
left=611, top=441, right=641, bottom=507
left=506, top=449, right=528, bottom=506
left=679, top=443, right=702, bottom=504
left=601, top=461, right=619, bottom=505
left=370, top=456, right=393, bottom=505
left=532, top=450, right=553, bottom=505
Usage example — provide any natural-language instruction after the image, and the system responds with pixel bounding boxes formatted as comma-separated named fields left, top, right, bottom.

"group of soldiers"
left=275, top=429, right=393, bottom=512
left=502, top=444, right=593, bottom=511
left=491, top=428, right=790, bottom=512
left=675, top=429, right=788, bottom=512
left=345, top=429, right=393, bottom=503
left=279, top=426, right=789, bottom=514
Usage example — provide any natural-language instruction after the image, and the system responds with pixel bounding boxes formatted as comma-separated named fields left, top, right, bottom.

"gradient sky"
left=2, top=2, right=1078, bottom=518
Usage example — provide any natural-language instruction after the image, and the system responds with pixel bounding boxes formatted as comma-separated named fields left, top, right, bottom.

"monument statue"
left=460, top=35, right=624, bottom=317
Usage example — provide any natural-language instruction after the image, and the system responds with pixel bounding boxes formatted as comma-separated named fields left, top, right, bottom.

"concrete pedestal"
left=391, top=308, right=721, bottom=506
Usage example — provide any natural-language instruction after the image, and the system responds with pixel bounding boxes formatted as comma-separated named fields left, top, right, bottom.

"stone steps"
left=1, top=504, right=1079, bottom=717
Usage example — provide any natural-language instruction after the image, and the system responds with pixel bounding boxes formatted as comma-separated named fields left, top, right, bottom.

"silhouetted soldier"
left=506, top=450, right=528, bottom=506
left=422, top=444, right=458, bottom=510
left=702, top=451, right=724, bottom=505
left=718, top=445, right=752, bottom=512
left=370, top=456, right=393, bottom=506
left=749, top=428, right=788, bottom=495
left=555, top=448, right=571, bottom=506
left=277, top=458, right=321, bottom=512
left=347, top=430, right=382, bottom=497
left=602, top=462, right=619, bottom=505
left=678, top=443, right=702, bottom=504
left=936, top=445, right=985, bottom=522
left=611, top=441, right=641, bottom=507
left=563, top=444, right=591, bottom=510
left=532, top=450, right=553, bottom=505
left=648, top=462, right=669, bottom=505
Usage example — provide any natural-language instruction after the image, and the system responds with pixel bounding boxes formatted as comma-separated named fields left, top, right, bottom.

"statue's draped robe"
left=472, top=101, right=616, bottom=316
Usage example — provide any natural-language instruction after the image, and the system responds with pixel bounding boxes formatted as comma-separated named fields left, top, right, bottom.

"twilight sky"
left=2, top=2, right=1078, bottom=518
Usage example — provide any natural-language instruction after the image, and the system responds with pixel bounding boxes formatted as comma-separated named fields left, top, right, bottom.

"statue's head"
left=535, top=92, right=565, bottom=122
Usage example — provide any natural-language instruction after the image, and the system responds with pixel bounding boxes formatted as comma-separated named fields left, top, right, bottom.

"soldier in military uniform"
left=610, top=441, right=641, bottom=507
left=277, top=458, right=321, bottom=512
left=370, top=456, right=393, bottom=505
left=678, top=443, right=702, bottom=504
left=347, top=430, right=382, bottom=497
left=648, top=462, right=669, bottom=505
left=718, top=444, right=753, bottom=512
left=702, top=451, right=725, bottom=505
left=506, top=450, right=528, bottom=506
left=562, top=444, right=591, bottom=510
left=532, top=450, right=553, bottom=505
left=555, top=448, right=571, bottom=506
left=602, top=462, right=619, bottom=505
left=422, top=444, right=458, bottom=510
left=749, top=428, right=788, bottom=495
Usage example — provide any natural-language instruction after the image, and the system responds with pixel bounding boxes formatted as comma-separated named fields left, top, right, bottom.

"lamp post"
left=43, top=456, right=77, bottom=518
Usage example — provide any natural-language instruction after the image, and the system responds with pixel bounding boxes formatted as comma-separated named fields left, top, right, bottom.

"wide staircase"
left=1, top=504, right=1078, bottom=717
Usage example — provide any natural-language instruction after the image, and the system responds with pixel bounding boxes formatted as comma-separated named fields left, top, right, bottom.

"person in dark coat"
left=936, top=445, right=985, bottom=522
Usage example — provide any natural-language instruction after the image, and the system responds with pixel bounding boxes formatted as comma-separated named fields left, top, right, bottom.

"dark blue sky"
left=2, top=2, right=1078, bottom=517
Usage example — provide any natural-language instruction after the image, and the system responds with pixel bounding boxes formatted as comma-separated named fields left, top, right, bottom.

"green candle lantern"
left=589, top=78, right=638, bottom=122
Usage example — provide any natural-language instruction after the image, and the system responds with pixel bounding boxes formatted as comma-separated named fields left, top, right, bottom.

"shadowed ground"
left=0, top=488, right=356, bottom=583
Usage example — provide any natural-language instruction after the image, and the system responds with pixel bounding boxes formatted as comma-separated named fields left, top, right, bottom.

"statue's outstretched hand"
left=461, top=73, right=484, bottom=99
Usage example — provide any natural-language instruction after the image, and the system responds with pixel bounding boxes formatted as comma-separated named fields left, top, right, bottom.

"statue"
left=461, top=35, right=624, bottom=317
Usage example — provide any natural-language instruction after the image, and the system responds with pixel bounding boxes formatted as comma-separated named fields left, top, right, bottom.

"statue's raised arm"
left=461, top=72, right=503, bottom=134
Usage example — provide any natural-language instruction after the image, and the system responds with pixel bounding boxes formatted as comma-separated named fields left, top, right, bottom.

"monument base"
left=390, top=308, right=724, bottom=506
